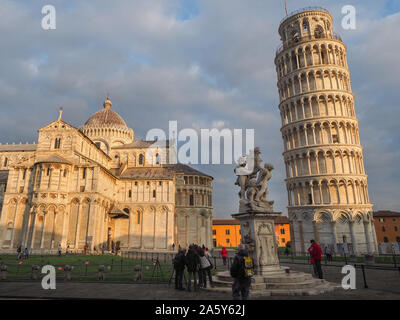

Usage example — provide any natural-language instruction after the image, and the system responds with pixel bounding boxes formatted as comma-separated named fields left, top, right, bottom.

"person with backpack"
left=202, top=248, right=215, bottom=288
left=230, top=244, right=254, bottom=300
left=185, top=245, right=200, bottom=292
left=173, top=248, right=186, bottom=290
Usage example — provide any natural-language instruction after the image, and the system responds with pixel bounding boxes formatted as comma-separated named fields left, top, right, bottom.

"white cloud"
left=0, top=0, right=399, bottom=217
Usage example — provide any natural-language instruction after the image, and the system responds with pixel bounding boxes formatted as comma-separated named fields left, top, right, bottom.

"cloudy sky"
left=0, top=0, right=399, bottom=218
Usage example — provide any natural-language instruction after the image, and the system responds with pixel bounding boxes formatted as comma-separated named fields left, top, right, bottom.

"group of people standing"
left=16, top=245, right=30, bottom=260
left=173, top=244, right=215, bottom=291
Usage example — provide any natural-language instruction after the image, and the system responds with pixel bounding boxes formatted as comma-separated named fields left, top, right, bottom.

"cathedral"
left=0, top=97, right=213, bottom=253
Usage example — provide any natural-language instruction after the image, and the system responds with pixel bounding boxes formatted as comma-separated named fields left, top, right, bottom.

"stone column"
left=74, top=203, right=81, bottom=249
left=331, top=221, right=338, bottom=254
left=312, top=220, right=320, bottom=243
left=363, top=221, right=371, bottom=254
left=86, top=202, right=97, bottom=250
left=298, top=220, right=305, bottom=253
left=370, top=220, right=378, bottom=253
left=61, top=204, right=70, bottom=248
left=349, top=221, right=358, bottom=255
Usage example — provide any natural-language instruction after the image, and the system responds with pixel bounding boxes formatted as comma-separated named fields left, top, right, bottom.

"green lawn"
left=0, top=254, right=219, bottom=282
left=0, top=254, right=173, bottom=282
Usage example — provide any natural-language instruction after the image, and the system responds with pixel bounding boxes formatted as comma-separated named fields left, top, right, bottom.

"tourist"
left=185, top=245, right=200, bottom=292
left=196, top=246, right=205, bottom=287
left=284, top=245, right=290, bottom=256
left=230, top=244, right=254, bottom=300
left=172, top=243, right=175, bottom=251
left=173, top=248, right=186, bottom=290
left=308, top=240, right=323, bottom=279
left=66, top=245, right=70, bottom=255
left=17, top=244, right=22, bottom=260
left=325, top=246, right=333, bottom=262
left=58, top=244, right=62, bottom=256
left=200, top=247, right=214, bottom=288
left=220, top=246, right=228, bottom=266
left=24, top=247, right=29, bottom=259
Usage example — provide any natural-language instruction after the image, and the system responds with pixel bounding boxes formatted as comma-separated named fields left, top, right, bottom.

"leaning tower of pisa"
left=274, top=8, right=378, bottom=255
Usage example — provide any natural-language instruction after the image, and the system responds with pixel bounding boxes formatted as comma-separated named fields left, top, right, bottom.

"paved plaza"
left=0, top=262, right=399, bottom=300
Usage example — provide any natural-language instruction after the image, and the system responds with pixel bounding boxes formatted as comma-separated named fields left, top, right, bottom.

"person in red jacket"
left=307, top=240, right=323, bottom=279
left=220, top=247, right=228, bottom=266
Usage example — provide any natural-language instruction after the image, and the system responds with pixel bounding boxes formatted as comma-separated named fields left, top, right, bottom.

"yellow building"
left=0, top=97, right=213, bottom=253
left=212, top=217, right=291, bottom=248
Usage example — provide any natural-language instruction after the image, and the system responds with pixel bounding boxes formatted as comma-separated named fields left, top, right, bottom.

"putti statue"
left=234, top=147, right=274, bottom=213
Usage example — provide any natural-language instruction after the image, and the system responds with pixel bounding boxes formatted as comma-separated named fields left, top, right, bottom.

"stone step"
left=203, top=283, right=338, bottom=297
left=265, top=279, right=321, bottom=289
left=261, top=273, right=314, bottom=284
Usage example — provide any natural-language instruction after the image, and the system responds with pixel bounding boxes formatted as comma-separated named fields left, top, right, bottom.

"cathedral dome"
left=80, top=96, right=134, bottom=153
left=83, top=97, right=128, bottom=130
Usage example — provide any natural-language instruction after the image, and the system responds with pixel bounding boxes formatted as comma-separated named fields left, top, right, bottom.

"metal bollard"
left=134, top=265, right=142, bottom=282
left=31, top=265, right=40, bottom=280
left=360, top=264, right=368, bottom=289
left=1, top=265, right=7, bottom=280
left=64, top=265, right=72, bottom=281
left=98, top=265, right=105, bottom=280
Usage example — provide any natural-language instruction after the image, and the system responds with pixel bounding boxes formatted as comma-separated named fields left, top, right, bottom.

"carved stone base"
left=232, top=211, right=282, bottom=276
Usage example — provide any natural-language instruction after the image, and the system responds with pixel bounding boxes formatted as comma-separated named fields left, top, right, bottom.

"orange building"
left=274, top=216, right=291, bottom=247
left=212, top=219, right=241, bottom=248
left=212, top=216, right=291, bottom=248
left=373, top=211, right=400, bottom=243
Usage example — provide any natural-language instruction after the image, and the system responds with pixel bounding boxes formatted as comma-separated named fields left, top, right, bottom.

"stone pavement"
left=0, top=279, right=399, bottom=300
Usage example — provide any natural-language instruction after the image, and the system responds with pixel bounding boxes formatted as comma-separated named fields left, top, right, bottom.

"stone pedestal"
left=232, top=211, right=282, bottom=276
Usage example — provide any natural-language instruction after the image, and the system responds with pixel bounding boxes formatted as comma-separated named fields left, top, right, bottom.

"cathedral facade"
left=0, top=97, right=213, bottom=253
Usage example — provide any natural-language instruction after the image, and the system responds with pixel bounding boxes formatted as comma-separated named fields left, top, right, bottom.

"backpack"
left=173, top=254, right=181, bottom=269
left=243, top=256, right=254, bottom=278
left=230, top=255, right=254, bottom=279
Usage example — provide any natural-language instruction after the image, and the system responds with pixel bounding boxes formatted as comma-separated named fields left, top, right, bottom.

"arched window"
left=153, top=190, right=156, bottom=198
left=5, top=222, right=13, bottom=241
left=4, top=157, right=8, bottom=167
left=314, top=25, right=325, bottom=39
left=54, top=138, right=61, bottom=149
left=139, top=154, right=144, bottom=165
left=384, top=237, right=389, bottom=243
left=155, top=153, right=160, bottom=165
